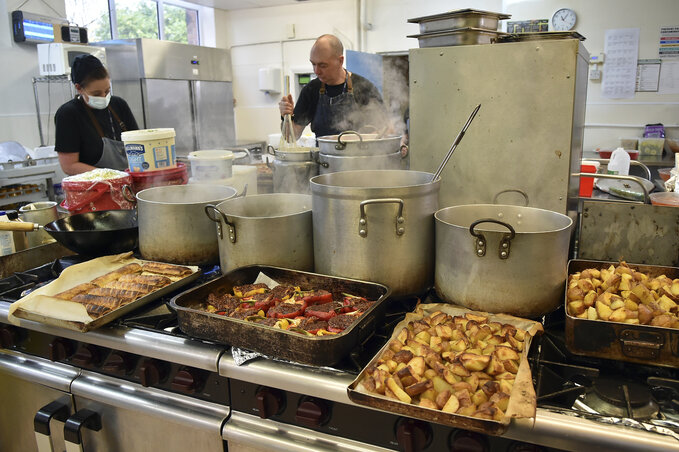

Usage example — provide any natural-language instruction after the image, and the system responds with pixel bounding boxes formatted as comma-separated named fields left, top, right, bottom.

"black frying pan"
left=0, top=210, right=138, bottom=256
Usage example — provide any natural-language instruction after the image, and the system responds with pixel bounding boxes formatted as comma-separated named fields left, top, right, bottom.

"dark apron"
left=312, top=70, right=358, bottom=138
left=83, top=100, right=129, bottom=170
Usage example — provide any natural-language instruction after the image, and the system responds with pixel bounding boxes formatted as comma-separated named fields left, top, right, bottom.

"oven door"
left=66, top=371, right=229, bottom=452
left=223, top=411, right=394, bottom=452
left=0, top=350, right=78, bottom=452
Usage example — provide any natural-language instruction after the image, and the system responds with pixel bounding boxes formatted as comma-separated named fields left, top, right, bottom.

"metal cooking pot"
left=318, top=150, right=404, bottom=175
left=434, top=204, right=573, bottom=317
left=310, top=170, right=440, bottom=297
left=136, top=184, right=238, bottom=265
left=317, top=131, right=401, bottom=157
left=267, top=145, right=319, bottom=194
left=205, top=193, right=313, bottom=274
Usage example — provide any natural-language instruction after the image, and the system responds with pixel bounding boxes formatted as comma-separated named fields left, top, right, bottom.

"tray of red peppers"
left=169, top=265, right=391, bottom=366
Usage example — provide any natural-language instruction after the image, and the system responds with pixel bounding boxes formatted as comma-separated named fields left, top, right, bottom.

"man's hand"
left=279, top=94, right=294, bottom=116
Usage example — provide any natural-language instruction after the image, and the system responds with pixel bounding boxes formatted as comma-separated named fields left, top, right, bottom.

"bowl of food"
left=666, top=138, right=679, bottom=154
left=650, top=192, right=679, bottom=207
left=659, top=167, right=673, bottom=182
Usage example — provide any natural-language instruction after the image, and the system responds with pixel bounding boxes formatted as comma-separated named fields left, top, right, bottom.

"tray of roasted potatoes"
left=565, top=259, right=679, bottom=367
left=8, top=252, right=200, bottom=332
left=347, top=303, right=543, bottom=435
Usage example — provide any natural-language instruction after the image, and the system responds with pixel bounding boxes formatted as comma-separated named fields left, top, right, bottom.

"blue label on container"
left=125, top=144, right=145, bottom=155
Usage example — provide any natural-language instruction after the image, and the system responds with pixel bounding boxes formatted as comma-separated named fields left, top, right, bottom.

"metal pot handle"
left=204, top=204, right=237, bottom=243
left=121, top=184, right=136, bottom=204
left=493, top=189, right=529, bottom=207
left=469, top=218, right=516, bottom=260
left=358, top=198, right=405, bottom=238
left=312, top=152, right=329, bottom=168
left=267, top=144, right=276, bottom=156
left=336, top=130, right=363, bottom=150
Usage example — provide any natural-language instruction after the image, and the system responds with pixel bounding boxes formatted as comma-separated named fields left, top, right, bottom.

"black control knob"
left=138, top=359, right=168, bottom=387
left=49, top=338, right=75, bottom=361
left=0, top=325, right=18, bottom=348
left=171, top=368, right=203, bottom=394
left=449, top=430, right=489, bottom=452
left=255, top=387, right=285, bottom=419
left=102, top=352, right=136, bottom=375
left=70, top=345, right=103, bottom=367
left=295, top=399, right=329, bottom=428
left=396, top=418, right=432, bottom=452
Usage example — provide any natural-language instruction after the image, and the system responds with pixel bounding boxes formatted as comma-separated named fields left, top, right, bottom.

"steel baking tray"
left=170, top=265, right=390, bottom=366
left=497, top=31, right=586, bottom=43
left=408, top=9, right=511, bottom=34
left=565, top=259, right=679, bottom=368
left=10, top=260, right=201, bottom=332
left=348, top=303, right=542, bottom=435
left=408, top=28, right=507, bottom=48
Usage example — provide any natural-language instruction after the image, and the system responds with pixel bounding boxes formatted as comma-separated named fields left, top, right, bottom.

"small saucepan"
left=0, top=210, right=138, bottom=256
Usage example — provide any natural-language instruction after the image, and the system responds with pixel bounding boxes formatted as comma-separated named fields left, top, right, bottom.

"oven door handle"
left=34, top=399, right=71, bottom=452
left=63, top=409, right=102, bottom=452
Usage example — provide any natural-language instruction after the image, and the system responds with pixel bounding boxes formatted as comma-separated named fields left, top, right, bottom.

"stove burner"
left=581, top=378, right=659, bottom=420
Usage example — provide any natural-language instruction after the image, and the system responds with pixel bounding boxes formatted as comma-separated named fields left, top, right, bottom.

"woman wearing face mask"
left=54, top=55, right=139, bottom=175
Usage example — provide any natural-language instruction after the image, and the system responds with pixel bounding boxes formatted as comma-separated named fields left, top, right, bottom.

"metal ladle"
left=431, top=104, right=481, bottom=182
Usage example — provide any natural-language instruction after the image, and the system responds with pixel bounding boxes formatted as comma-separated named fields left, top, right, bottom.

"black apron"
left=83, top=98, right=129, bottom=170
left=312, top=70, right=359, bottom=138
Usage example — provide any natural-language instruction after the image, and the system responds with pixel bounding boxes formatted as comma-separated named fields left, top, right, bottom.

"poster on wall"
left=659, top=26, right=679, bottom=58
left=636, top=59, right=661, bottom=92
left=659, top=61, right=679, bottom=94
left=602, top=28, right=640, bottom=99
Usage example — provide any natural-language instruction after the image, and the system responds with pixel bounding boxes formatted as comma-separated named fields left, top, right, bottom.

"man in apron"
left=55, top=55, right=139, bottom=175
left=278, top=34, right=389, bottom=142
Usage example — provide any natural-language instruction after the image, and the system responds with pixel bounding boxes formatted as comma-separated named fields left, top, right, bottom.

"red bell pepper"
left=299, top=289, right=333, bottom=306
left=267, top=301, right=306, bottom=319
left=305, top=302, right=340, bottom=321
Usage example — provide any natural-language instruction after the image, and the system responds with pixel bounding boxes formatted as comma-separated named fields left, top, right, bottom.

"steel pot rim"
left=214, top=193, right=312, bottom=220
left=434, top=204, right=573, bottom=234
left=311, top=169, right=440, bottom=191
left=136, top=184, right=237, bottom=205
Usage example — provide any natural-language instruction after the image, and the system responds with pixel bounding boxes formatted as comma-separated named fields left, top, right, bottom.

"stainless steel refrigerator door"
left=409, top=39, right=589, bottom=215
left=193, top=80, right=236, bottom=150
left=142, top=79, right=195, bottom=156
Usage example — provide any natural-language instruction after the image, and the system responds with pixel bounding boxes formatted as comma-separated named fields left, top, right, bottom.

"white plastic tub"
left=188, top=150, right=234, bottom=180
left=122, top=128, right=176, bottom=172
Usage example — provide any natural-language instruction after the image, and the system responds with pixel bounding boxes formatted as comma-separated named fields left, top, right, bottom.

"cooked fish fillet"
left=104, top=281, right=155, bottom=295
left=72, top=294, right=124, bottom=310
left=118, top=274, right=172, bottom=287
left=141, top=262, right=192, bottom=277
left=54, top=283, right=98, bottom=301
left=88, top=287, right=142, bottom=303
left=91, top=263, right=143, bottom=287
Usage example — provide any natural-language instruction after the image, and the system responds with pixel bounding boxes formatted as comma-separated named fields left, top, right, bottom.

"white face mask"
left=85, top=92, right=111, bottom=110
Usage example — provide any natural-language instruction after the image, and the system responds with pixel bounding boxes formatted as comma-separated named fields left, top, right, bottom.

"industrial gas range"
left=1, top=255, right=679, bottom=452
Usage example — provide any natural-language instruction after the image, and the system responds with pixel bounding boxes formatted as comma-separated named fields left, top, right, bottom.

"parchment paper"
left=8, top=252, right=199, bottom=326
left=352, top=302, right=543, bottom=424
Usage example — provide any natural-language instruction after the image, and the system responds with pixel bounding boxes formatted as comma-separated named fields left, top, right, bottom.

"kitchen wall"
left=0, top=0, right=68, bottom=149
left=220, top=0, right=679, bottom=151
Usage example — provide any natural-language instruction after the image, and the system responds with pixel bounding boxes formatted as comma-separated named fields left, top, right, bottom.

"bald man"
left=279, top=34, right=388, bottom=140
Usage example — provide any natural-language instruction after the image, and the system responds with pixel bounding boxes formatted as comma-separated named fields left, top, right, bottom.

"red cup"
left=580, top=163, right=597, bottom=197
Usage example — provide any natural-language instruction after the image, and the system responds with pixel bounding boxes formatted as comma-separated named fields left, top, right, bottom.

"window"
left=66, top=0, right=200, bottom=45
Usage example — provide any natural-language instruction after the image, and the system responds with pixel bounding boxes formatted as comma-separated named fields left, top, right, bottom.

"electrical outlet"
left=589, top=68, right=602, bottom=80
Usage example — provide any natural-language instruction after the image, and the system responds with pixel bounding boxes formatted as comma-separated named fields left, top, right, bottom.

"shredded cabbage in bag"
left=63, top=168, right=128, bottom=182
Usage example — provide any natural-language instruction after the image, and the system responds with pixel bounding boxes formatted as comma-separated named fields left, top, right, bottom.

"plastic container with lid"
left=650, top=192, right=679, bottom=207
left=639, top=137, right=665, bottom=156
left=188, top=150, right=234, bottom=180
left=188, top=165, right=257, bottom=195
left=125, top=162, right=188, bottom=193
left=122, top=128, right=177, bottom=172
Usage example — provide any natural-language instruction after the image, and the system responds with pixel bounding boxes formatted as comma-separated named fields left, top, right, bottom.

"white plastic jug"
left=607, top=147, right=630, bottom=176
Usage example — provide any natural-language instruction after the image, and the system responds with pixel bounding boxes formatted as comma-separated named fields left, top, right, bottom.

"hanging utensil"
left=431, top=104, right=481, bottom=182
